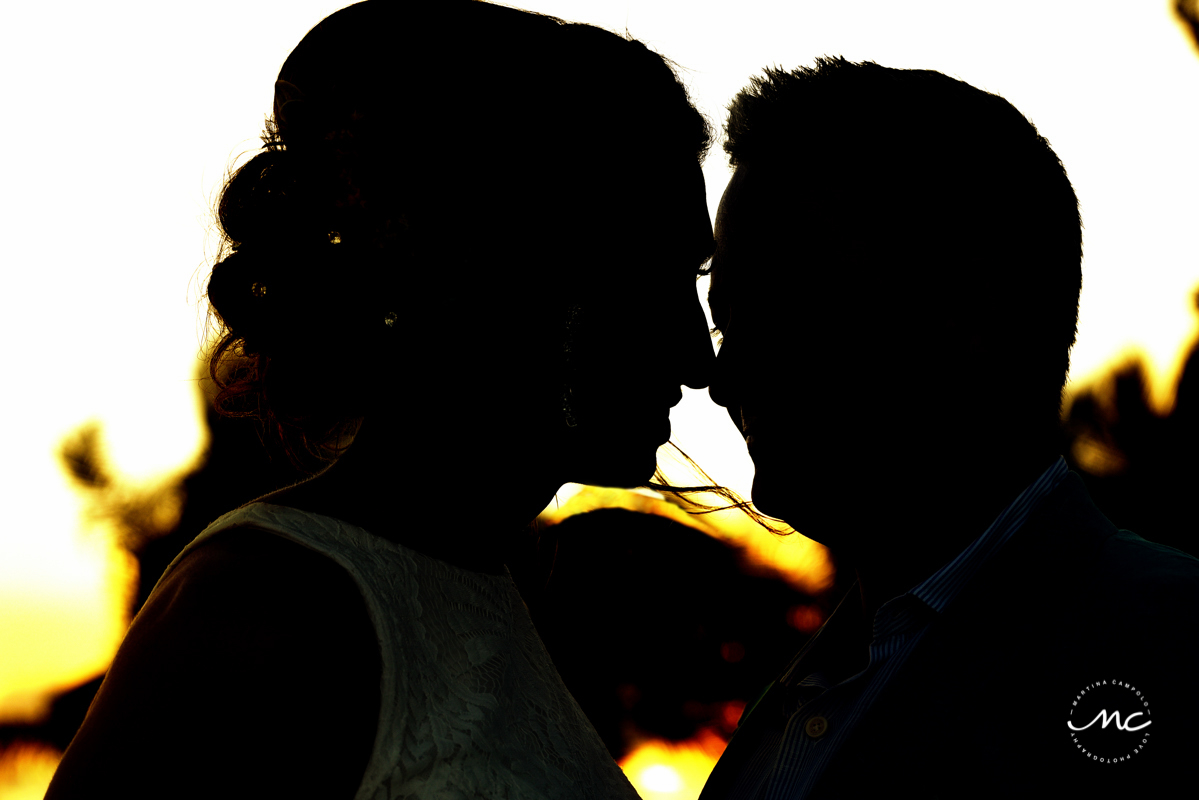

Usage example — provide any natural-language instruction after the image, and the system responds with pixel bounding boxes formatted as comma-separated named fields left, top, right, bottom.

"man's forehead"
left=709, top=164, right=784, bottom=308
left=714, top=163, right=756, bottom=236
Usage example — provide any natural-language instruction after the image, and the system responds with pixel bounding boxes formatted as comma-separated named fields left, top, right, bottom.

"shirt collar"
left=779, top=456, right=1070, bottom=686
left=906, top=455, right=1068, bottom=614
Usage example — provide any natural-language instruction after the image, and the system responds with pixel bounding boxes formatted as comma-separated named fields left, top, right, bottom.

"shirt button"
left=805, top=716, right=829, bottom=739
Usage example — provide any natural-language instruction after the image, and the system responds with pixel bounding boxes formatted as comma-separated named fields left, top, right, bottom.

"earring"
left=562, top=304, right=582, bottom=428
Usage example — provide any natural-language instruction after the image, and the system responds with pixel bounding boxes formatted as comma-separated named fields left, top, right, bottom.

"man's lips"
left=740, top=408, right=758, bottom=439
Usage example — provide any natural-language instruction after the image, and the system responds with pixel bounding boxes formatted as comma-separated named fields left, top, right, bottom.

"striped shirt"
left=716, top=456, right=1069, bottom=800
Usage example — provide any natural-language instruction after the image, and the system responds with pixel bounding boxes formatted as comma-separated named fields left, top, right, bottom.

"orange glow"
left=720, top=700, right=747, bottom=731
left=619, top=727, right=728, bottom=800
left=693, top=504, right=834, bottom=596
left=0, top=513, right=137, bottom=725
left=651, top=438, right=836, bottom=596
left=0, top=590, right=126, bottom=724
left=786, top=604, right=824, bottom=634
left=1069, top=434, right=1128, bottom=478
left=0, top=742, right=61, bottom=800
left=539, top=485, right=719, bottom=536
left=541, top=484, right=836, bottom=596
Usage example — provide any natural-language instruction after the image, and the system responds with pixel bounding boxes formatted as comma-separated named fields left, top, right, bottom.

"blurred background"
left=4, top=1, right=1199, bottom=797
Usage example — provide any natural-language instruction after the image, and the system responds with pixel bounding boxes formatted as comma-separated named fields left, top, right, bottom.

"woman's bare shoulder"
left=143, top=526, right=361, bottom=623
left=45, top=527, right=381, bottom=799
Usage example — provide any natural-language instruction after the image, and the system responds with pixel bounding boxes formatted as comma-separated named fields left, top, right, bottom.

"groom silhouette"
left=701, top=57, right=1199, bottom=798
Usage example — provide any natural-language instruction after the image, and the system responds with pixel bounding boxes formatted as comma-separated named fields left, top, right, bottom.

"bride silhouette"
left=45, top=2, right=716, bottom=798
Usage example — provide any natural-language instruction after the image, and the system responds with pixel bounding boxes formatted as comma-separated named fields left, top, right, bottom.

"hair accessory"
left=274, top=80, right=305, bottom=125
left=383, top=311, right=397, bottom=328
left=250, top=282, right=267, bottom=298
left=328, top=231, right=342, bottom=244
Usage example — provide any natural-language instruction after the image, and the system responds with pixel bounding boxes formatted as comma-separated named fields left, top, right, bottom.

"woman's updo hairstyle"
left=206, top=0, right=712, bottom=471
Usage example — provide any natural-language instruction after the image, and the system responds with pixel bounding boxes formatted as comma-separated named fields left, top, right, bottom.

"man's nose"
left=707, top=337, right=748, bottom=439
left=707, top=324, right=736, bottom=410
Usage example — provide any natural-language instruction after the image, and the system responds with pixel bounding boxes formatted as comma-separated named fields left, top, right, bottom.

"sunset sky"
left=2, top=1, right=1199, bottom=797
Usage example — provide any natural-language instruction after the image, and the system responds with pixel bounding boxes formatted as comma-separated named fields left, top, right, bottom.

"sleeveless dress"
left=150, top=502, right=642, bottom=800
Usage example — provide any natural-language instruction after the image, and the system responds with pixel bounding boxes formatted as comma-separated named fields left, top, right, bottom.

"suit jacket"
left=700, top=472, right=1199, bottom=799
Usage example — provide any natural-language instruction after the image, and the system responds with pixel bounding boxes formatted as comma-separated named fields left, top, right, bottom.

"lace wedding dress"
left=154, top=502, right=642, bottom=800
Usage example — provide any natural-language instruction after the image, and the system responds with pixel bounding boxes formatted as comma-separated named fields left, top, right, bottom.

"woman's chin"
left=566, top=420, right=668, bottom=487
left=570, top=441, right=661, bottom=488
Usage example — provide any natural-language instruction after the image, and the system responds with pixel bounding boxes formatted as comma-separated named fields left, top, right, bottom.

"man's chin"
left=750, top=474, right=787, bottom=520
left=751, top=475, right=839, bottom=546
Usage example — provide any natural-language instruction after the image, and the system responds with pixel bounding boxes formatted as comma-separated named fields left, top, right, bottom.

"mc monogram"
left=1067, top=679, right=1153, bottom=763
left=1067, top=709, right=1152, bottom=733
